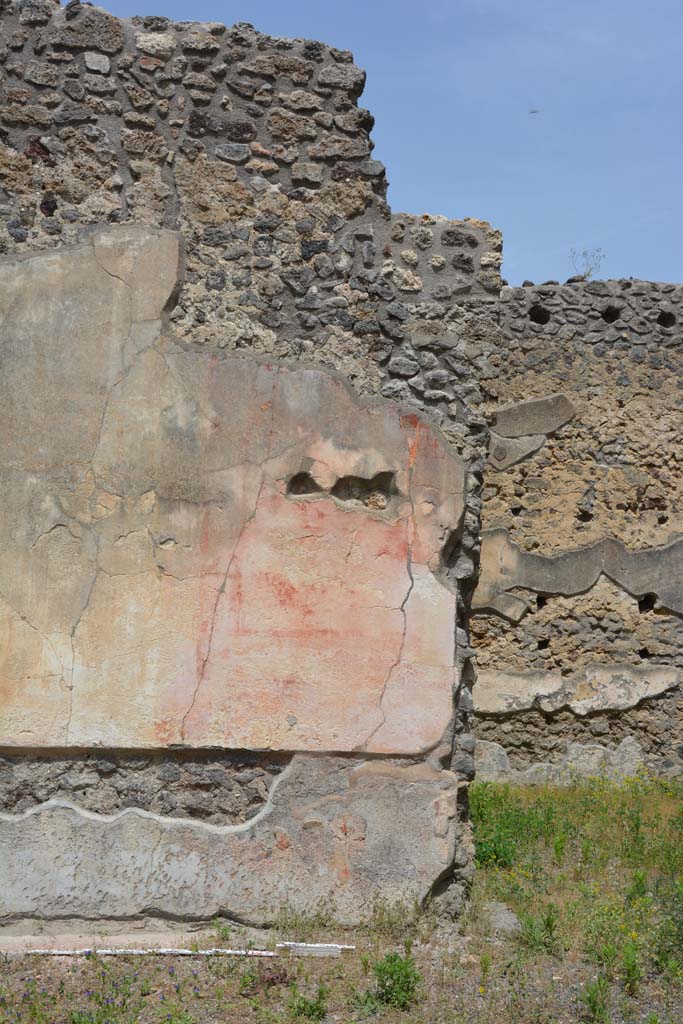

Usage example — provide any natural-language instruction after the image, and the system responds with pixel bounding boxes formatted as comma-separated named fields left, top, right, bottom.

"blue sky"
left=106, top=0, right=683, bottom=285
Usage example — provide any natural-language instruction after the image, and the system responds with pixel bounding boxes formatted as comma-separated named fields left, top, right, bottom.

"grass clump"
left=579, top=973, right=611, bottom=1023
left=519, top=903, right=562, bottom=955
left=372, top=949, right=421, bottom=1009
left=357, top=948, right=421, bottom=1012
left=287, top=983, right=328, bottom=1021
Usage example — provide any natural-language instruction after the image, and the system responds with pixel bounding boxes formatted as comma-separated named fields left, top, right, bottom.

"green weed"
left=519, top=904, right=562, bottom=955
left=579, top=974, right=610, bottom=1023
left=621, top=937, right=642, bottom=995
left=479, top=951, right=492, bottom=990
left=597, top=943, right=618, bottom=980
left=212, top=917, right=233, bottom=943
left=287, top=983, right=328, bottom=1021
left=359, top=951, right=421, bottom=1011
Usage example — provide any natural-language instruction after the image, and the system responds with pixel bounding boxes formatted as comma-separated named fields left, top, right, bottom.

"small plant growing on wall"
left=570, top=246, right=605, bottom=280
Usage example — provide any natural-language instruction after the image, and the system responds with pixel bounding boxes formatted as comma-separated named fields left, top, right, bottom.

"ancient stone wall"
left=0, top=0, right=680, bottom=932
left=0, top=0, right=504, bottom=929
left=472, top=280, right=683, bottom=781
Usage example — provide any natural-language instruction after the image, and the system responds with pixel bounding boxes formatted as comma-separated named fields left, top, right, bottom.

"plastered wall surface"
left=1, top=226, right=467, bottom=756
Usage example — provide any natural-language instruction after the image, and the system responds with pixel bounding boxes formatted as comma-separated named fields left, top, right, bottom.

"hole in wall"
left=537, top=638, right=550, bottom=650
left=441, top=228, right=479, bottom=249
left=529, top=304, right=551, bottom=325
left=286, top=470, right=399, bottom=512
left=510, top=506, right=523, bottom=517
left=638, top=647, right=652, bottom=660
left=601, top=305, right=621, bottom=324
left=638, top=593, right=657, bottom=613
left=536, top=594, right=548, bottom=609
left=576, top=510, right=593, bottom=523
left=452, top=253, right=474, bottom=273
left=657, top=310, right=676, bottom=328
left=287, top=472, right=322, bottom=496
left=330, top=470, right=397, bottom=510
left=440, top=528, right=460, bottom=573
left=658, top=514, right=668, bottom=525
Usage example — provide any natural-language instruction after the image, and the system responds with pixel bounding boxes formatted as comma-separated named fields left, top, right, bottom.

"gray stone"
left=488, top=430, right=546, bottom=470
left=493, top=393, right=575, bottom=438
left=388, top=355, right=419, bottom=377
left=17, top=0, right=53, bottom=23
left=134, top=31, right=175, bottom=58
left=23, top=60, right=59, bottom=86
left=483, top=900, right=522, bottom=938
left=317, top=63, right=366, bottom=94
left=50, top=8, right=124, bottom=53
left=291, top=161, right=324, bottom=187
left=214, top=142, right=250, bottom=164
left=83, top=51, right=110, bottom=73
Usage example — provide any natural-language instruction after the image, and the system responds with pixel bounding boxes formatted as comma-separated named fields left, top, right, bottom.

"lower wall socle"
left=0, top=757, right=460, bottom=927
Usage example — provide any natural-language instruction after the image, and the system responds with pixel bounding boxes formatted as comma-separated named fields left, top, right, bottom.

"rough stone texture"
left=472, top=577, right=683, bottom=678
left=474, top=687, right=683, bottom=778
left=475, top=736, right=646, bottom=784
left=487, top=430, right=545, bottom=472
left=475, top=665, right=680, bottom=717
left=479, top=281, right=683, bottom=552
left=0, top=0, right=492, bottom=791
left=0, top=751, right=288, bottom=824
left=0, top=0, right=681, bottom=930
left=475, top=529, right=683, bottom=621
left=471, top=279, right=683, bottom=781
left=492, top=393, right=575, bottom=439
left=483, top=900, right=522, bottom=938
left=0, top=3, right=496, bottom=930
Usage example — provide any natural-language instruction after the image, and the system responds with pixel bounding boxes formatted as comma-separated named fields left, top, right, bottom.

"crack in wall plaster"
left=1, top=229, right=463, bottom=756
left=178, top=473, right=266, bottom=743
left=360, top=438, right=422, bottom=751
left=179, top=368, right=280, bottom=743
left=359, top=551, right=415, bottom=751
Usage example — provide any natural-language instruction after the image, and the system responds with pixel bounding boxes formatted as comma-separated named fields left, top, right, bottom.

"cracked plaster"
left=474, top=528, right=683, bottom=623
left=0, top=225, right=466, bottom=756
left=0, top=755, right=459, bottom=926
